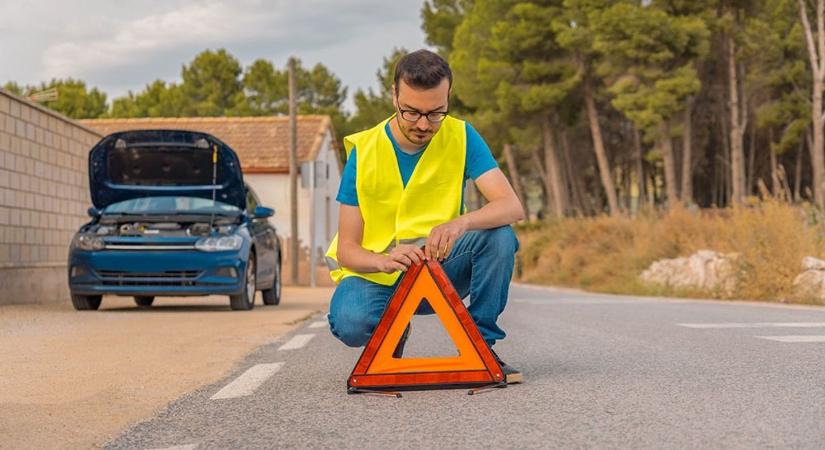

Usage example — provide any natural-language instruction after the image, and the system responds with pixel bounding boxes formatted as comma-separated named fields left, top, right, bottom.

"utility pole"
left=288, top=57, right=299, bottom=285
left=309, top=160, right=317, bottom=288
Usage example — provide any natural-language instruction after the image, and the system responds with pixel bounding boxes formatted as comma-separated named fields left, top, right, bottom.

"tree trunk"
left=799, top=0, right=825, bottom=209
left=748, top=127, right=757, bottom=195
left=727, top=34, right=747, bottom=205
left=633, top=125, right=647, bottom=205
left=502, top=143, right=528, bottom=218
left=657, top=121, right=679, bottom=208
left=583, top=76, right=620, bottom=215
left=795, top=138, right=804, bottom=201
left=531, top=147, right=551, bottom=218
left=542, top=120, right=568, bottom=217
left=560, top=130, right=586, bottom=216
left=680, top=98, right=694, bottom=204
left=768, top=128, right=780, bottom=196
left=813, top=67, right=825, bottom=208
left=719, top=97, right=732, bottom=206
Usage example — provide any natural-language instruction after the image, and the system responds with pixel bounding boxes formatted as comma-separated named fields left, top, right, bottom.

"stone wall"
left=0, top=89, right=101, bottom=305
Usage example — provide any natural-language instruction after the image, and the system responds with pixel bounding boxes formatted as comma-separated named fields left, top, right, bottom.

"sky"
left=0, top=0, right=430, bottom=112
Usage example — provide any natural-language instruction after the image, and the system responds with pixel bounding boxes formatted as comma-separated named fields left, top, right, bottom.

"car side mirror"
left=87, top=207, right=100, bottom=218
left=253, top=206, right=274, bottom=219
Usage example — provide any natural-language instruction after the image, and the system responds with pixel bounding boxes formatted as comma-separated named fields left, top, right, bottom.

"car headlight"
left=72, top=233, right=105, bottom=251
left=195, top=235, right=243, bottom=252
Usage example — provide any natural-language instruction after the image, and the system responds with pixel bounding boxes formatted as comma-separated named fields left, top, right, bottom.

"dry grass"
left=516, top=199, right=825, bottom=304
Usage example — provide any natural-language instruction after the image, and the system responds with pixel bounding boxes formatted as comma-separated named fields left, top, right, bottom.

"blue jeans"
left=328, top=225, right=519, bottom=347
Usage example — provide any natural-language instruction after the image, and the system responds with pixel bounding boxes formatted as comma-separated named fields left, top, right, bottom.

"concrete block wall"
left=0, top=89, right=101, bottom=305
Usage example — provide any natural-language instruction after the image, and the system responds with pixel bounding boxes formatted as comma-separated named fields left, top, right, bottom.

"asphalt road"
left=105, top=284, right=825, bottom=449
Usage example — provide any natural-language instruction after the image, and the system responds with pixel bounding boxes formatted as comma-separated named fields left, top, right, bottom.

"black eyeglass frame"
left=394, top=95, right=449, bottom=124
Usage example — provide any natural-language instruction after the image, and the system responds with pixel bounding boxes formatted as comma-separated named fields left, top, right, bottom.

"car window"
left=104, top=196, right=241, bottom=214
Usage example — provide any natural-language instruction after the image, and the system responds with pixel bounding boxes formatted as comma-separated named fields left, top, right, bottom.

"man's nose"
left=415, top=115, right=431, bottom=130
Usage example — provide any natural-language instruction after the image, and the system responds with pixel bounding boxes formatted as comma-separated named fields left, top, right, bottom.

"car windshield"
left=103, top=196, right=241, bottom=215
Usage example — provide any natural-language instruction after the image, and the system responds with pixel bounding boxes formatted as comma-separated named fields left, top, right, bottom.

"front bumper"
left=68, top=248, right=247, bottom=297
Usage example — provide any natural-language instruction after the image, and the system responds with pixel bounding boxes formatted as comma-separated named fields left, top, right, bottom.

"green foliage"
left=592, top=2, right=709, bottom=136
left=747, top=0, right=811, bottom=155
left=421, top=0, right=472, bottom=57
left=108, top=80, right=184, bottom=118
left=180, top=49, right=245, bottom=117
left=2, top=81, right=24, bottom=96
left=18, top=78, right=108, bottom=119
left=343, top=48, right=407, bottom=135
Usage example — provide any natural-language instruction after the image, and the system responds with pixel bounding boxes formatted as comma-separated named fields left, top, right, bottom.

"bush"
left=516, top=200, right=825, bottom=303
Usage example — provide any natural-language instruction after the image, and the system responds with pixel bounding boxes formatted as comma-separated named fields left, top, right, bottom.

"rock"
left=640, top=250, right=738, bottom=295
left=793, top=256, right=825, bottom=300
left=801, top=256, right=825, bottom=271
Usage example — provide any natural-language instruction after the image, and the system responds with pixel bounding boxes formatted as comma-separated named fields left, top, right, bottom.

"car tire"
left=71, top=294, right=102, bottom=311
left=134, top=296, right=154, bottom=307
left=262, top=257, right=281, bottom=306
left=230, top=254, right=256, bottom=311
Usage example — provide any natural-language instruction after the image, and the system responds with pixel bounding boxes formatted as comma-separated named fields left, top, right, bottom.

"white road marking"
left=756, top=335, right=825, bottom=343
left=513, top=298, right=688, bottom=305
left=309, top=321, right=328, bottom=329
left=209, top=363, right=284, bottom=400
left=145, top=444, right=198, bottom=450
left=278, top=333, right=315, bottom=350
left=678, top=322, right=825, bottom=329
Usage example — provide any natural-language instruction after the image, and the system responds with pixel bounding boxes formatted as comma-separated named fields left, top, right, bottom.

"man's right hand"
left=376, top=244, right=426, bottom=273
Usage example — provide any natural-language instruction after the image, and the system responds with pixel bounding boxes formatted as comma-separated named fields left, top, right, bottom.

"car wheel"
left=71, top=294, right=102, bottom=311
left=134, top=296, right=154, bottom=307
left=230, top=254, right=256, bottom=311
left=262, top=257, right=281, bottom=306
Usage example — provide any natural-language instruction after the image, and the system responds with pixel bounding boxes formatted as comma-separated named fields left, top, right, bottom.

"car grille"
left=103, top=242, right=196, bottom=250
left=95, top=270, right=218, bottom=286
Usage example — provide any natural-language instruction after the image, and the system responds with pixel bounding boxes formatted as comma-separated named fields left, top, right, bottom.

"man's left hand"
left=426, top=216, right=470, bottom=261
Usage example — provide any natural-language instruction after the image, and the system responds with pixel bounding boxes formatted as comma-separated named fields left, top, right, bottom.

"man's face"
left=392, top=78, right=450, bottom=147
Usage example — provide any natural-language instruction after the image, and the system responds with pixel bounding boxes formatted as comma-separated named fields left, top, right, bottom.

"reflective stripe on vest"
left=325, top=115, right=467, bottom=285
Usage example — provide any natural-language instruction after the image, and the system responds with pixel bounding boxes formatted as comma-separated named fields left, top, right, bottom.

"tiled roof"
left=79, top=115, right=336, bottom=173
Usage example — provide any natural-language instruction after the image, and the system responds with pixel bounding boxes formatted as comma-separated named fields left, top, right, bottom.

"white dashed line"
left=145, top=444, right=198, bottom=450
left=309, top=321, right=328, bottom=329
left=210, top=363, right=284, bottom=400
left=278, top=333, right=315, bottom=350
left=756, top=335, right=825, bottom=343
left=678, top=322, right=825, bottom=329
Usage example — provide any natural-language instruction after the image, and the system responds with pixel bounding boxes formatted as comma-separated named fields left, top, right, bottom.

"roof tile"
left=79, top=116, right=335, bottom=173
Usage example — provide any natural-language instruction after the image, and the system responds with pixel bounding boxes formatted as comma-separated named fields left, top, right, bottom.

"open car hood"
left=88, top=130, right=246, bottom=210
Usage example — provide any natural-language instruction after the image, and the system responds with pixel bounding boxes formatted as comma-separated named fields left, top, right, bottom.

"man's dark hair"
left=393, top=49, right=452, bottom=91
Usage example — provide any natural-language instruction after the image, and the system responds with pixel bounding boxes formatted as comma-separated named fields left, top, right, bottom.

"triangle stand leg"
left=467, top=381, right=508, bottom=396
left=347, top=386, right=403, bottom=398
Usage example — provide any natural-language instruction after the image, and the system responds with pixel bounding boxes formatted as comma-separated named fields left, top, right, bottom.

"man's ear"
left=391, top=84, right=398, bottom=108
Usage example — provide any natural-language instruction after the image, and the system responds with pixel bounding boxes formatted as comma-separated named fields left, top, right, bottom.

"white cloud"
left=40, top=0, right=286, bottom=79
left=2, top=0, right=428, bottom=111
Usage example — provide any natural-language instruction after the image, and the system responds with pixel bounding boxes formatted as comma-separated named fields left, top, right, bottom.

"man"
left=325, top=49, right=525, bottom=383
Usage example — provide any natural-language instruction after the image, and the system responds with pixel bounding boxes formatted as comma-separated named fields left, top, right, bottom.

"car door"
left=246, top=187, right=276, bottom=285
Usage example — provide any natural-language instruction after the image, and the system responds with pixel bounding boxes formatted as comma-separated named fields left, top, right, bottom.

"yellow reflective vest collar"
left=325, top=115, right=467, bottom=285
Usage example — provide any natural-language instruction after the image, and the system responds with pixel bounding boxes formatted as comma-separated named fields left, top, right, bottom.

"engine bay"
left=92, top=216, right=238, bottom=237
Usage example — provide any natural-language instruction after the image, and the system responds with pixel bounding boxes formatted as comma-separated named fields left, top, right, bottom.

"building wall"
left=244, top=129, right=341, bottom=286
left=0, top=89, right=101, bottom=305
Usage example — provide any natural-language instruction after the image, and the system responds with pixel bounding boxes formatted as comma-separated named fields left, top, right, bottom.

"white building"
left=81, top=116, right=341, bottom=285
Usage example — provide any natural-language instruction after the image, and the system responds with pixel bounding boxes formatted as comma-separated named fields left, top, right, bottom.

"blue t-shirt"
left=336, top=121, right=497, bottom=206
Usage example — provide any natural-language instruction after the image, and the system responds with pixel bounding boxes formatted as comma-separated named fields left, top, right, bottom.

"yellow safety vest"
left=325, top=115, right=467, bottom=285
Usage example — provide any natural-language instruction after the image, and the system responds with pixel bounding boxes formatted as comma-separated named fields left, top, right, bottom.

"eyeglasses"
left=395, top=97, right=449, bottom=123
left=398, top=109, right=449, bottom=123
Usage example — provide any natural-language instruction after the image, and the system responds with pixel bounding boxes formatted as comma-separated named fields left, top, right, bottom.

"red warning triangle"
left=347, top=259, right=504, bottom=393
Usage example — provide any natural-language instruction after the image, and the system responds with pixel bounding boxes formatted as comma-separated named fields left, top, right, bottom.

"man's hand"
left=426, top=216, right=470, bottom=261
left=376, top=244, right=426, bottom=273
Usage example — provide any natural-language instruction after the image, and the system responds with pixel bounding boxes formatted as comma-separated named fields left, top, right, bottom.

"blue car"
left=68, top=129, right=282, bottom=311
